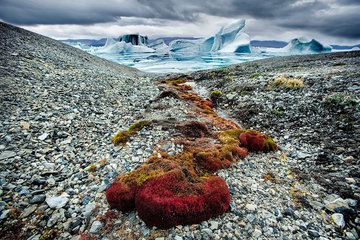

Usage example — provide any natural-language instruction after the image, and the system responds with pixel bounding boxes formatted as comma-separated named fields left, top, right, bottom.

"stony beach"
left=0, top=22, right=359, bottom=240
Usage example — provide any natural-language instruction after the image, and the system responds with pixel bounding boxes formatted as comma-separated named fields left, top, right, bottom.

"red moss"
left=195, top=151, right=222, bottom=172
left=202, top=100, right=214, bottom=108
left=231, top=146, right=248, bottom=159
left=178, top=121, right=212, bottom=138
left=105, top=181, right=137, bottom=211
left=135, top=170, right=230, bottom=229
left=106, top=157, right=181, bottom=211
left=239, top=130, right=277, bottom=152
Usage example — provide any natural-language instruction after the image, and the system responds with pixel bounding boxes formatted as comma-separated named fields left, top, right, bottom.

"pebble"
left=90, top=221, right=102, bottom=234
left=252, top=229, right=262, bottom=238
left=30, top=194, right=46, bottom=204
left=246, top=213, right=256, bottom=223
left=38, top=133, right=48, bottom=141
left=245, top=203, right=257, bottom=211
left=0, top=209, right=11, bottom=220
left=308, top=229, right=320, bottom=238
left=21, top=205, right=37, bottom=218
left=325, top=198, right=349, bottom=213
left=0, top=151, right=16, bottom=160
left=209, top=220, right=219, bottom=230
left=46, top=194, right=69, bottom=209
left=331, top=213, right=345, bottom=229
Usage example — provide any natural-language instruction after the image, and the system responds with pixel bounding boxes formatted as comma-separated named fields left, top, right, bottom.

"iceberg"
left=169, top=19, right=251, bottom=53
left=169, top=39, right=203, bottom=53
left=98, top=37, right=155, bottom=53
left=94, top=20, right=251, bottom=55
left=283, top=37, right=331, bottom=53
left=219, top=32, right=251, bottom=53
left=119, top=34, right=149, bottom=45
left=148, top=39, right=170, bottom=53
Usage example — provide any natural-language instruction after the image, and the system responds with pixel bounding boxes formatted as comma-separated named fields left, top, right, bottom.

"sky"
left=0, top=0, right=359, bottom=45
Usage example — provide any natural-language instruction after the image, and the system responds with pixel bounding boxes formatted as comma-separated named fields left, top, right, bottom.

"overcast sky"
left=0, top=0, right=359, bottom=45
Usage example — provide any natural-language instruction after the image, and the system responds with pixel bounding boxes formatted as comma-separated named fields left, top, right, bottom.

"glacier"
left=169, top=19, right=251, bottom=53
left=283, top=37, right=332, bottom=53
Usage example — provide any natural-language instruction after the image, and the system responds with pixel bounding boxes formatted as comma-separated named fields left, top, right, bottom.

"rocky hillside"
left=0, top=22, right=359, bottom=239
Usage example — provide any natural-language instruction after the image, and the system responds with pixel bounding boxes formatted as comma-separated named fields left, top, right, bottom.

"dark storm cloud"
left=279, top=7, right=360, bottom=39
left=0, top=0, right=359, bottom=39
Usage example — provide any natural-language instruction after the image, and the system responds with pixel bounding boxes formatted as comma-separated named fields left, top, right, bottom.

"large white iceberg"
left=283, top=37, right=331, bottom=53
left=169, top=19, right=251, bottom=53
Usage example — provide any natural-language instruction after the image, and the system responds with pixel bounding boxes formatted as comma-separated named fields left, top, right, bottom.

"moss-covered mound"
left=135, top=170, right=230, bottom=229
left=239, top=130, right=278, bottom=152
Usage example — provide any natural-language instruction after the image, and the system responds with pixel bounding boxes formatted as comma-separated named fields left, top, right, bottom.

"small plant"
left=273, top=75, right=304, bottom=89
left=290, top=185, right=308, bottom=206
left=227, top=88, right=233, bottom=93
left=322, top=92, right=359, bottom=109
left=264, top=171, right=278, bottom=183
left=210, top=89, right=222, bottom=98
left=250, top=72, right=261, bottom=79
left=240, top=91, right=249, bottom=95
left=286, top=79, right=304, bottom=88
left=128, top=121, right=150, bottom=132
left=112, top=121, right=150, bottom=146
left=87, top=164, right=97, bottom=173
left=271, top=106, right=284, bottom=116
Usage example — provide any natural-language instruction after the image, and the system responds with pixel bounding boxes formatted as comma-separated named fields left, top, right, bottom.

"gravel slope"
left=0, top=22, right=359, bottom=240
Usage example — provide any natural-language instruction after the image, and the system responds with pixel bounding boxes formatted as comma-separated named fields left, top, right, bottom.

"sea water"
left=70, top=44, right=305, bottom=73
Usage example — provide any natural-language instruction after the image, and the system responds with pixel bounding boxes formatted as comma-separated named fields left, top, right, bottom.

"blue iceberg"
left=284, top=37, right=331, bottom=53
left=169, top=19, right=251, bottom=54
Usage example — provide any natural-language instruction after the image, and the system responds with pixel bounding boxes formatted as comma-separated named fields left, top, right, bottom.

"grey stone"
left=46, top=194, right=69, bottom=209
left=252, top=229, right=262, bottom=238
left=90, top=220, right=103, bottom=233
left=0, top=209, right=11, bottom=220
left=345, top=231, right=357, bottom=240
left=310, top=200, right=324, bottom=210
left=30, top=194, right=46, bottom=204
left=325, top=198, right=349, bottom=212
left=47, top=212, right=61, bottom=227
left=201, top=228, right=212, bottom=236
left=331, top=213, right=345, bottom=229
left=83, top=202, right=96, bottom=219
left=246, top=214, right=256, bottom=223
left=21, top=205, right=37, bottom=218
left=38, top=133, right=49, bottom=141
left=245, top=203, right=257, bottom=211
left=209, top=220, right=219, bottom=230
left=308, top=229, right=320, bottom=238
left=0, top=151, right=16, bottom=160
